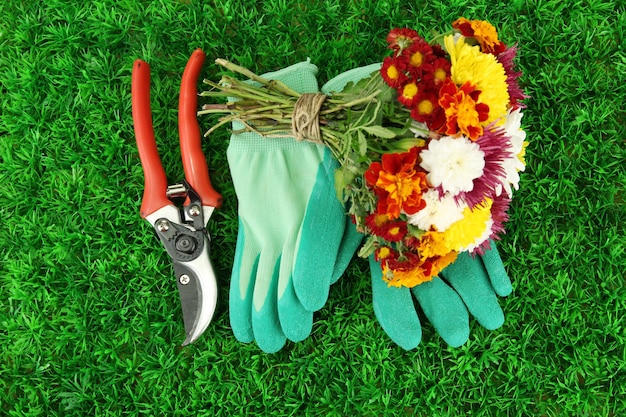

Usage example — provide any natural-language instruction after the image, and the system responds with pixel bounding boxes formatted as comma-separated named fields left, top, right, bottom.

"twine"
left=291, top=93, right=327, bottom=144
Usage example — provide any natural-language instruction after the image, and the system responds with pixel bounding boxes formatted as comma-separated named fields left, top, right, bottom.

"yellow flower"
left=444, top=35, right=510, bottom=125
left=442, top=198, right=493, bottom=252
left=382, top=262, right=432, bottom=288
left=418, top=231, right=450, bottom=258
left=430, top=251, right=458, bottom=277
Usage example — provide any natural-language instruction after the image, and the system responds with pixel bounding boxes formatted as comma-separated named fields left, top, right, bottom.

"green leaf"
left=362, top=125, right=396, bottom=139
left=357, top=235, right=378, bottom=258
left=334, top=167, right=355, bottom=201
left=407, top=223, right=426, bottom=239
left=357, top=130, right=368, bottom=156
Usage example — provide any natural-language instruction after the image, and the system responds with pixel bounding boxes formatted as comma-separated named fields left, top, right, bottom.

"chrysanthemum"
left=442, top=198, right=494, bottom=253
left=386, top=28, right=421, bottom=52
left=495, top=108, right=527, bottom=197
left=365, top=213, right=407, bottom=241
left=397, top=80, right=420, bottom=107
left=419, top=135, right=485, bottom=196
left=375, top=245, right=398, bottom=263
left=431, top=57, right=451, bottom=85
left=411, top=91, right=446, bottom=132
left=459, top=127, right=512, bottom=207
left=497, top=45, right=529, bottom=110
left=444, top=35, right=510, bottom=125
left=402, top=38, right=434, bottom=77
left=406, top=189, right=465, bottom=232
left=381, top=56, right=408, bottom=89
left=365, top=212, right=391, bottom=236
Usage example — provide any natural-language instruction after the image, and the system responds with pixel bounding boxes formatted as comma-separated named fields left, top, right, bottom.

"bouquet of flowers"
left=200, top=18, right=528, bottom=289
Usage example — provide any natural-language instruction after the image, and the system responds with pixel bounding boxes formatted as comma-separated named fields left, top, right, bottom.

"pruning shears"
left=131, top=49, right=222, bottom=346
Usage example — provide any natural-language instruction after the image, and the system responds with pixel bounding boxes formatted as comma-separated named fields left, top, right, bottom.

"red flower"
left=365, top=212, right=391, bottom=237
left=366, top=213, right=408, bottom=241
left=381, top=57, right=408, bottom=89
left=431, top=57, right=451, bottom=85
left=410, top=91, right=446, bottom=132
left=397, top=80, right=420, bottom=107
left=375, top=245, right=399, bottom=264
left=386, top=28, right=421, bottom=52
left=364, top=147, right=429, bottom=219
left=401, top=38, right=434, bottom=78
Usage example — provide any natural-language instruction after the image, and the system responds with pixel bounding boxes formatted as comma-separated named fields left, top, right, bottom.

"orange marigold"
left=453, top=17, right=506, bottom=55
left=439, top=79, right=490, bottom=140
left=364, top=147, right=428, bottom=219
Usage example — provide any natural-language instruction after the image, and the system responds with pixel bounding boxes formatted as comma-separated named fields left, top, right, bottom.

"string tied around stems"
left=291, top=93, right=327, bottom=144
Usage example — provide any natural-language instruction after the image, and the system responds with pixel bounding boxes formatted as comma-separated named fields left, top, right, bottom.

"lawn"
left=1, top=0, right=625, bottom=415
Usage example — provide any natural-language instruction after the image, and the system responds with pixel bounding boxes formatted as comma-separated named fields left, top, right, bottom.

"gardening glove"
left=322, top=64, right=513, bottom=349
left=227, top=60, right=361, bottom=353
left=370, top=242, right=512, bottom=350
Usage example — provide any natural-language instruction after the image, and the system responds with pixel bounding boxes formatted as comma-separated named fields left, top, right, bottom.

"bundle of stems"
left=198, top=59, right=427, bottom=163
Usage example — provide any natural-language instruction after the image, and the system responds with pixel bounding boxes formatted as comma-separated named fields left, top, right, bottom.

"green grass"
left=1, top=0, right=625, bottom=415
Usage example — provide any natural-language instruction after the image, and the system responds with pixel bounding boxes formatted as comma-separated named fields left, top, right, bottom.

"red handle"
left=179, top=49, right=223, bottom=208
left=132, top=59, right=171, bottom=218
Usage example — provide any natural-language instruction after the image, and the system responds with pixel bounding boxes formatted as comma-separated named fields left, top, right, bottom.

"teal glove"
left=370, top=242, right=512, bottom=349
left=228, top=61, right=361, bottom=353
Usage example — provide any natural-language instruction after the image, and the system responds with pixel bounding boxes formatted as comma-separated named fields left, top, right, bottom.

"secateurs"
left=131, top=49, right=222, bottom=345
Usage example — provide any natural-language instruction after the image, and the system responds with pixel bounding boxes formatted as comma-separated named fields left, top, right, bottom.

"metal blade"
left=173, top=262, right=203, bottom=346
left=172, top=243, right=218, bottom=346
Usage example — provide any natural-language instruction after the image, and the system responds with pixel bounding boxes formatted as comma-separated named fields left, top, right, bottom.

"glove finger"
left=277, top=235, right=313, bottom=342
left=293, top=148, right=346, bottom=311
left=440, top=252, right=505, bottom=331
left=481, top=241, right=513, bottom=297
left=412, top=277, right=470, bottom=348
left=369, top=257, right=422, bottom=350
left=331, top=219, right=363, bottom=285
left=251, top=252, right=286, bottom=353
left=229, top=221, right=256, bottom=343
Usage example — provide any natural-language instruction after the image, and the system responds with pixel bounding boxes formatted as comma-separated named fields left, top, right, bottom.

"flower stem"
left=214, top=59, right=302, bottom=98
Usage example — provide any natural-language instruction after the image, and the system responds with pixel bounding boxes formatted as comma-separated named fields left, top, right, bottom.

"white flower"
left=495, top=109, right=527, bottom=197
left=420, top=135, right=485, bottom=196
left=406, top=189, right=466, bottom=232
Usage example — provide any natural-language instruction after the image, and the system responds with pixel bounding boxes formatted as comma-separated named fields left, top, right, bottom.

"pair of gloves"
left=226, top=61, right=512, bottom=353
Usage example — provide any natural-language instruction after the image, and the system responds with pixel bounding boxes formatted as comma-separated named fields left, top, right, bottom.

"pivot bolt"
left=156, top=219, right=170, bottom=232
left=188, top=205, right=201, bottom=217
left=175, top=235, right=197, bottom=254
left=179, top=274, right=191, bottom=285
